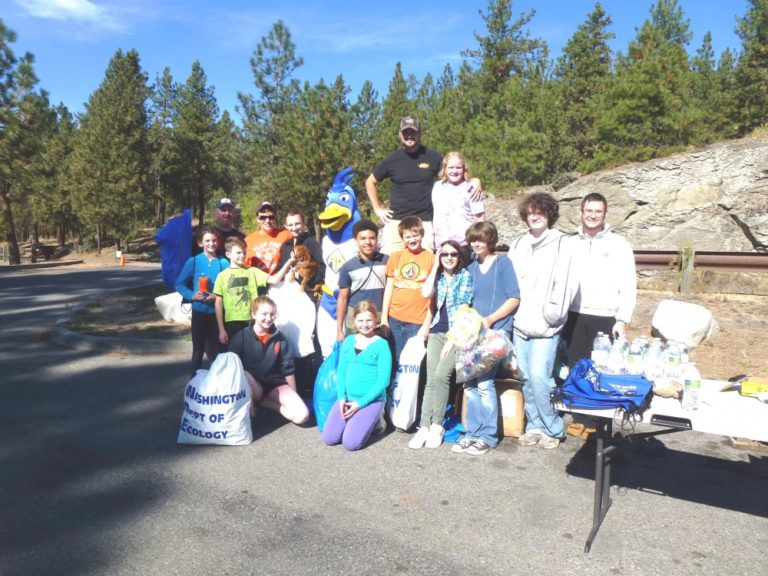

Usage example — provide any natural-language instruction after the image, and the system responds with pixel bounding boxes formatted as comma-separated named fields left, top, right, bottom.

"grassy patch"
left=65, top=283, right=191, bottom=340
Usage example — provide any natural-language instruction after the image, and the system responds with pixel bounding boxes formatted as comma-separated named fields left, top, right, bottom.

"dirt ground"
left=61, top=248, right=768, bottom=381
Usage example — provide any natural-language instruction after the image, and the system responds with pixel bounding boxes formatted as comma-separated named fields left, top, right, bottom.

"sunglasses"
left=441, top=252, right=460, bottom=258
left=258, top=214, right=276, bottom=221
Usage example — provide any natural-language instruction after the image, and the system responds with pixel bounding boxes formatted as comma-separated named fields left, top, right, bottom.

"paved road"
left=1, top=264, right=766, bottom=576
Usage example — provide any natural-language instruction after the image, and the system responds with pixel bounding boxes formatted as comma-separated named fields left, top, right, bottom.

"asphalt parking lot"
left=1, top=264, right=766, bottom=576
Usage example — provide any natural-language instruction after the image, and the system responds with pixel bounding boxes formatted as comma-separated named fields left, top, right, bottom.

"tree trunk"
left=0, top=182, right=21, bottom=265
left=96, top=224, right=102, bottom=254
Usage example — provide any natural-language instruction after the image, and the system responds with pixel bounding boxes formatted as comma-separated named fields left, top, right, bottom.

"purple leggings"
left=322, top=400, right=384, bottom=451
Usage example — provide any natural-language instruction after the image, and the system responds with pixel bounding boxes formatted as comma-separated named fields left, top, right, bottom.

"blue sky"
left=3, top=0, right=749, bottom=121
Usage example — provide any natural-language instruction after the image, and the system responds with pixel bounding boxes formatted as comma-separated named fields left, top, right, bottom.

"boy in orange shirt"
left=380, top=216, right=435, bottom=361
left=244, top=201, right=293, bottom=273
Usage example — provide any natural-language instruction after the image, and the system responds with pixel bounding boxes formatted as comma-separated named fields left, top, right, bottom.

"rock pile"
left=486, top=137, right=768, bottom=252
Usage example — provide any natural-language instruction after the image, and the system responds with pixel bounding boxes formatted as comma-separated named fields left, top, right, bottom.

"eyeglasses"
left=441, top=252, right=460, bottom=258
left=258, top=215, right=276, bottom=221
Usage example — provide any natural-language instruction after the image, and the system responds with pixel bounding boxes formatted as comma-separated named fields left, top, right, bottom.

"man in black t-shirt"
left=365, top=116, right=442, bottom=254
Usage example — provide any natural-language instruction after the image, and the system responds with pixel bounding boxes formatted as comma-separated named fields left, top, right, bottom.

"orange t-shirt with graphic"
left=385, top=248, right=435, bottom=324
left=244, top=228, right=292, bottom=273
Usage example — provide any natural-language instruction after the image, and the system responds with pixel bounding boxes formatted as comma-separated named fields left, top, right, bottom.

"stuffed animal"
left=292, top=244, right=321, bottom=295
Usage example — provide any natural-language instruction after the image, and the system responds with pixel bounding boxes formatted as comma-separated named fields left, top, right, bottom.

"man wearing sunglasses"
left=244, top=201, right=293, bottom=273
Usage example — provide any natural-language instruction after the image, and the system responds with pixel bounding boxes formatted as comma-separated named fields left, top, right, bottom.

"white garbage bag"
left=178, top=352, right=252, bottom=446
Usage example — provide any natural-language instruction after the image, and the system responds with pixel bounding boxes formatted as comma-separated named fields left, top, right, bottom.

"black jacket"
left=230, top=323, right=294, bottom=390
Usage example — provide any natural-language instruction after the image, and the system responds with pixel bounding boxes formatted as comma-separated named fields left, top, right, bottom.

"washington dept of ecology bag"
left=178, top=352, right=253, bottom=446
left=314, top=341, right=340, bottom=432
left=387, top=336, right=426, bottom=431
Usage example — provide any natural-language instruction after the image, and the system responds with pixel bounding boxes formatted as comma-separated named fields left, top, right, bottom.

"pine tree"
left=350, top=80, right=381, bottom=178
left=555, top=2, right=614, bottom=169
left=69, top=49, right=150, bottom=252
left=174, top=60, right=220, bottom=224
left=237, top=20, right=304, bottom=213
left=271, top=76, right=355, bottom=228
left=588, top=0, right=699, bottom=170
left=734, top=0, right=768, bottom=133
left=31, top=104, right=74, bottom=247
left=148, top=67, right=179, bottom=224
left=0, top=20, right=52, bottom=263
left=690, top=31, right=731, bottom=141
left=375, top=63, right=411, bottom=156
left=461, top=0, right=546, bottom=97
left=210, top=110, right=244, bottom=215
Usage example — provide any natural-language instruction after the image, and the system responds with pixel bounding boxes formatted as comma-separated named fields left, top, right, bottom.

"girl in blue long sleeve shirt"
left=175, top=226, right=228, bottom=376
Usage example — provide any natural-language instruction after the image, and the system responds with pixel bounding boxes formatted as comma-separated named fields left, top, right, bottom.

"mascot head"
left=318, top=167, right=362, bottom=244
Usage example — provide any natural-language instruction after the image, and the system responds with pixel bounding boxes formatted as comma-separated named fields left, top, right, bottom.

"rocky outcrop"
left=487, top=137, right=768, bottom=252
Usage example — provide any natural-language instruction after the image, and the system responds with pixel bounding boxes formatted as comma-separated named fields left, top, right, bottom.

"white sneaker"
left=518, top=431, right=542, bottom=447
left=538, top=435, right=561, bottom=449
left=408, top=426, right=430, bottom=450
left=425, top=424, right=444, bottom=448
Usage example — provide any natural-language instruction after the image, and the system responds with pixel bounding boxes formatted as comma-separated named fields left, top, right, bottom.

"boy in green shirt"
left=214, top=237, right=293, bottom=347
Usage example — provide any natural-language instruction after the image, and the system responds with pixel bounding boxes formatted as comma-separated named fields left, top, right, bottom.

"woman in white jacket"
left=508, top=192, right=573, bottom=449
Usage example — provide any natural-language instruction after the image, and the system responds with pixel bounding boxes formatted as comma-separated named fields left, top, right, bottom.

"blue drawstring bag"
left=313, top=341, right=341, bottom=431
left=553, top=358, right=653, bottom=417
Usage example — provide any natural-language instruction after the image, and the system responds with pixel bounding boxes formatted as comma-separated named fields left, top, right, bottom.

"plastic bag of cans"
left=455, top=328, right=515, bottom=383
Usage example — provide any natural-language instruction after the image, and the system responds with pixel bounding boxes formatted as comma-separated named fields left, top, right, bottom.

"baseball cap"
left=216, top=198, right=235, bottom=209
left=256, top=201, right=276, bottom=213
left=399, top=116, right=420, bottom=132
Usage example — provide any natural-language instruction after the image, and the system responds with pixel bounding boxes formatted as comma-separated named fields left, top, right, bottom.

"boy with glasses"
left=244, top=201, right=292, bottom=274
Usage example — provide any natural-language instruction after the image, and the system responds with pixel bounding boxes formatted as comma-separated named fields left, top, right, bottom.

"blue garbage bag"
left=156, top=209, right=192, bottom=290
left=313, top=341, right=341, bottom=431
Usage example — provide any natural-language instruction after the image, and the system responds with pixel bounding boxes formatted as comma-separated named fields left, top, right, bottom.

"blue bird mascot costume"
left=315, top=167, right=362, bottom=357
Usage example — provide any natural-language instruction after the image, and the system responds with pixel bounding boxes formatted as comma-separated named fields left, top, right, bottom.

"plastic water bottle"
left=607, top=336, right=627, bottom=374
left=681, top=362, right=701, bottom=411
left=664, top=340, right=682, bottom=378
left=626, top=339, right=644, bottom=375
left=644, top=339, right=664, bottom=381
left=591, top=332, right=608, bottom=370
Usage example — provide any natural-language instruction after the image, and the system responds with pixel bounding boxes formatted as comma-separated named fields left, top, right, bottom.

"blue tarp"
left=155, top=209, right=192, bottom=290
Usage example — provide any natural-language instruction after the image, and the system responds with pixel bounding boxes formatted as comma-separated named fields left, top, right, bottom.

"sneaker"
left=466, top=440, right=493, bottom=456
left=408, top=426, right=430, bottom=450
left=538, top=435, right=561, bottom=449
left=450, top=437, right=475, bottom=453
left=425, top=424, right=445, bottom=449
left=518, top=432, right=542, bottom=446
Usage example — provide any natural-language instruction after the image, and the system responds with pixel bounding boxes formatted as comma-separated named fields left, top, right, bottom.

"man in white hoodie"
left=563, top=192, right=637, bottom=368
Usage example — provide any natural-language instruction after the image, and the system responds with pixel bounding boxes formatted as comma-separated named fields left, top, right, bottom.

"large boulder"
left=651, top=300, right=719, bottom=349
left=487, top=137, right=768, bottom=252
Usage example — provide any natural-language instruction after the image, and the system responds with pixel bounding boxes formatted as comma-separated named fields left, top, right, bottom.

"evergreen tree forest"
left=1, top=0, right=767, bottom=263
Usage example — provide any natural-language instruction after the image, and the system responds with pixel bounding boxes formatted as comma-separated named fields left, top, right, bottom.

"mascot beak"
left=318, top=204, right=352, bottom=231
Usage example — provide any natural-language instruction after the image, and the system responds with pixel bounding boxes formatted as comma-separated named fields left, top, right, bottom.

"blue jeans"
left=389, top=317, right=421, bottom=365
left=513, top=332, right=564, bottom=439
left=463, top=361, right=500, bottom=447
